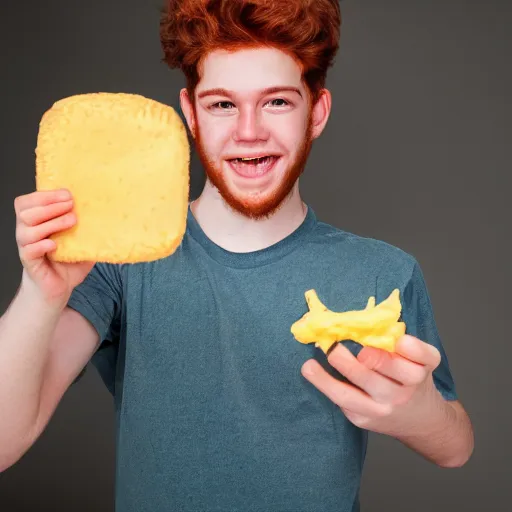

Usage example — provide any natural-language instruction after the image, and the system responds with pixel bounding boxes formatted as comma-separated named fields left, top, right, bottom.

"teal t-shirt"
left=67, top=204, right=457, bottom=512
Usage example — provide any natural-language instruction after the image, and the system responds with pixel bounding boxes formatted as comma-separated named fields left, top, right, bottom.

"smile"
left=226, top=155, right=280, bottom=178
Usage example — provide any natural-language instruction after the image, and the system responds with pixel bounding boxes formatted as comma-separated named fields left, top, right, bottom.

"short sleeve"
left=66, top=263, right=123, bottom=345
left=401, top=261, right=458, bottom=401
left=66, top=263, right=123, bottom=390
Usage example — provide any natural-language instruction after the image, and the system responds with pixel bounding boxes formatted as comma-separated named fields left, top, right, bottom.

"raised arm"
left=0, top=189, right=99, bottom=471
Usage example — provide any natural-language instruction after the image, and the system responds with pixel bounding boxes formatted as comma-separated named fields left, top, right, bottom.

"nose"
left=232, top=107, right=269, bottom=143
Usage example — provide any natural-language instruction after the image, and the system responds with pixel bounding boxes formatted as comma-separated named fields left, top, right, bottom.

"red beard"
left=193, top=112, right=314, bottom=220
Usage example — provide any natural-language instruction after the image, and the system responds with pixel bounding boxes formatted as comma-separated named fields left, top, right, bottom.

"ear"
left=179, top=88, right=196, bottom=139
left=310, top=89, right=332, bottom=140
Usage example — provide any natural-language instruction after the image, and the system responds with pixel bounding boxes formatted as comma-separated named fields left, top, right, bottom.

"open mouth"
left=227, top=155, right=280, bottom=178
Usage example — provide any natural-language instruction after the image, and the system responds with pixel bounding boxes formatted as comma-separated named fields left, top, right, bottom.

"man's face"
left=181, top=47, right=328, bottom=219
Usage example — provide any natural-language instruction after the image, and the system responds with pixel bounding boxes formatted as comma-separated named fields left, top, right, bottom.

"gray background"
left=0, top=0, right=510, bottom=510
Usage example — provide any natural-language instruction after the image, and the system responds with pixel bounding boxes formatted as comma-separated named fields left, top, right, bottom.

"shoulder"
left=310, top=217, right=418, bottom=279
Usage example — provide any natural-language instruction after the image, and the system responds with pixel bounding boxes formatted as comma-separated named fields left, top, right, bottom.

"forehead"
left=197, top=47, right=304, bottom=95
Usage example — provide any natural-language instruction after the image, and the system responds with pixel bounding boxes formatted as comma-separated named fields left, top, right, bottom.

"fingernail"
left=302, top=360, right=317, bottom=377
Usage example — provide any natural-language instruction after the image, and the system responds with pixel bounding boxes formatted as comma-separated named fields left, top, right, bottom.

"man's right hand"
left=0, top=189, right=101, bottom=472
left=14, top=188, right=94, bottom=307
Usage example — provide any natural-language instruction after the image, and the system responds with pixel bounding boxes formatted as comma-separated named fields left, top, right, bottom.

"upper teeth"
left=241, top=157, right=260, bottom=161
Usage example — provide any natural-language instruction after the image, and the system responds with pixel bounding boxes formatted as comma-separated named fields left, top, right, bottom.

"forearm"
left=395, top=385, right=474, bottom=468
left=0, top=280, right=63, bottom=468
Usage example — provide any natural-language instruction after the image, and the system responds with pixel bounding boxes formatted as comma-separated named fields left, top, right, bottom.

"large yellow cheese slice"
left=35, top=92, right=190, bottom=263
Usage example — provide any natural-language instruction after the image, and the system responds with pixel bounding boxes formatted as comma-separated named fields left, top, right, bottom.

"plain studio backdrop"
left=0, top=0, right=510, bottom=510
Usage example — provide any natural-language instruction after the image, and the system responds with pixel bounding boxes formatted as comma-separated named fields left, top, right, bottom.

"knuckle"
left=21, top=245, right=33, bottom=261
left=350, top=369, right=368, bottom=390
left=425, top=344, right=441, bottom=366
left=370, top=351, right=387, bottom=372
left=344, top=411, right=367, bottom=429
left=375, top=381, right=402, bottom=405
left=392, top=393, right=410, bottom=407
left=357, top=371, right=373, bottom=390
left=414, top=367, right=429, bottom=385
left=393, top=386, right=415, bottom=407
left=14, top=196, right=23, bottom=214
left=403, top=368, right=425, bottom=386
left=19, top=225, right=41, bottom=247
left=18, top=246, right=30, bottom=263
left=354, top=417, right=369, bottom=429
left=358, top=347, right=387, bottom=372
left=418, top=367, right=429, bottom=383
left=17, top=208, right=31, bottom=225
left=15, top=226, right=27, bottom=246
left=376, top=403, right=393, bottom=418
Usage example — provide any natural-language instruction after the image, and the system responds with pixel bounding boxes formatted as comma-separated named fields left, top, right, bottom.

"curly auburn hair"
left=159, top=0, right=342, bottom=103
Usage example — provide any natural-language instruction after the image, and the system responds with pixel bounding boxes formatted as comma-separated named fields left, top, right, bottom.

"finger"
left=19, top=238, right=57, bottom=262
left=301, top=359, right=387, bottom=417
left=357, top=346, right=428, bottom=387
left=18, top=200, right=74, bottom=227
left=16, top=212, right=76, bottom=247
left=395, top=335, right=441, bottom=370
left=14, top=188, right=72, bottom=214
left=327, top=343, right=402, bottom=402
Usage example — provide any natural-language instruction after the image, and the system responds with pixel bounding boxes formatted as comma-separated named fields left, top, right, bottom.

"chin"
left=211, top=162, right=297, bottom=220
left=226, top=194, right=289, bottom=220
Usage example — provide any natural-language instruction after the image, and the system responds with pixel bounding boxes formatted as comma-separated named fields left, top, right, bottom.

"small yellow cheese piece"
left=35, top=92, right=190, bottom=263
left=291, top=289, right=406, bottom=353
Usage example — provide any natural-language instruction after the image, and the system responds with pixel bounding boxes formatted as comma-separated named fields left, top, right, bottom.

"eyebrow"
left=197, top=86, right=303, bottom=99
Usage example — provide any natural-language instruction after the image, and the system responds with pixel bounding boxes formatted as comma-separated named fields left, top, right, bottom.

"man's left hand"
left=301, top=335, right=443, bottom=437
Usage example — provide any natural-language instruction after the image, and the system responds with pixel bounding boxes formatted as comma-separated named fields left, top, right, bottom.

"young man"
left=0, top=1, right=473, bottom=511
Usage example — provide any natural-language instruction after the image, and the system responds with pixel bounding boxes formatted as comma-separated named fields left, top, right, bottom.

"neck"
left=190, top=179, right=307, bottom=253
